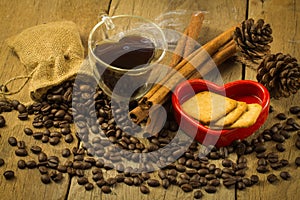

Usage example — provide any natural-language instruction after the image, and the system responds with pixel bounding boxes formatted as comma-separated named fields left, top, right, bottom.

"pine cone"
left=256, top=53, right=300, bottom=99
left=234, top=18, right=273, bottom=61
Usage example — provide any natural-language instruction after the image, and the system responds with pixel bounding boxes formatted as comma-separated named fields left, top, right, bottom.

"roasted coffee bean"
left=158, top=170, right=167, bottom=179
left=15, top=148, right=28, bottom=157
left=242, top=178, right=252, bottom=187
left=52, top=172, right=63, bottom=183
left=26, top=160, right=37, bottom=169
left=124, top=177, right=134, bottom=186
left=204, top=185, right=217, bottom=193
left=254, top=143, right=266, bottom=153
left=115, top=174, right=125, bottom=183
left=272, top=133, right=285, bottom=143
left=50, top=132, right=62, bottom=138
left=23, top=127, right=33, bottom=135
left=57, top=165, right=67, bottom=173
left=205, top=174, right=217, bottom=180
left=236, top=143, right=246, bottom=156
left=161, top=178, right=169, bottom=189
left=85, top=183, right=94, bottom=191
left=17, top=159, right=26, bottom=169
left=18, top=113, right=28, bottom=120
left=17, top=140, right=26, bottom=149
left=223, top=178, right=236, bottom=188
left=17, top=104, right=26, bottom=113
left=280, top=159, right=289, bottom=167
left=30, top=145, right=42, bottom=154
left=276, top=143, right=285, bottom=152
left=49, top=137, right=60, bottom=145
left=41, top=174, right=51, bottom=184
left=256, top=165, right=269, bottom=173
left=140, top=185, right=150, bottom=194
left=0, top=115, right=6, bottom=127
left=48, top=156, right=59, bottom=168
left=65, top=134, right=74, bottom=143
left=33, top=132, right=43, bottom=140
left=147, top=179, right=160, bottom=187
left=101, top=186, right=111, bottom=194
left=290, top=106, right=300, bottom=114
left=194, top=190, right=203, bottom=199
left=236, top=181, right=246, bottom=190
left=276, top=113, right=287, bottom=120
left=267, top=174, right=278, bottom=183
left=141, top=172, right=150, bottom=181
left=280, top=171, right=291, bottom=180
left=279, top=130, right=290, bottom=139
left=0, top=158, right=4, bottom=167
left=8, top=136, right=17, bottom=146
left=295, top=157, right=300, bottom=166
left=181, top=183, right=193, bottom=192
left=198, top=168, right=209, bottom=176
left=62, top=148, right=71, bottom=157
left=38, top=152, right=48, bottom=162
left=256, top=152, right=267, bottom=159
left=77, top=177, right=89, bottom=185
left=3, top=170, right=15, bottom=180
left=222, top=159, right=233, bottom=167
left=270, top=163, right=282, bottom=170
left=74, top=155, right=84, bottom=161
left=107, top=177, right=117, bottom=186
left=32, top=122, right=43, bottom=128
left=208, top=179, right=220, bottom=187
left=257, top=158, right=268, bottom=166
left=38, top=166, right=48, bottom=174
left=92, top=173, right=103, bottom=182
left=41, top=135, right=49, bottom=143
left=250, top=175, right=259, bottom=184
left=177, top=178, right=189, bottom=186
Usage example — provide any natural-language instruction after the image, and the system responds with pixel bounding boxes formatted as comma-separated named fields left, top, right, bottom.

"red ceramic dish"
left=172, top=79, right=270, bottom=147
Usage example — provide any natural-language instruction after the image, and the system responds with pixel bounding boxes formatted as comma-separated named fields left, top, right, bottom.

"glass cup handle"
left=98, top=13, right=115, bottom=30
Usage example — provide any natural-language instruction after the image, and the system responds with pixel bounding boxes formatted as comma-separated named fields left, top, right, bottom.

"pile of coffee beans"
left=1, top=77, right=300, bottom=199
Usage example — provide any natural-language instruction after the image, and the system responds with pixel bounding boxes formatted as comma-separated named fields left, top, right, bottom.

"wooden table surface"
left=0, top=0, right=299, bottom=200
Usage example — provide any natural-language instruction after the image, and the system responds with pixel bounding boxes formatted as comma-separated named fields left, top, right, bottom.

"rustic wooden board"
left=0, top=1, right=110, bottom=200
left=67, top=0, right=246, bottom=200
left=239, top=0, right=300, bottom=200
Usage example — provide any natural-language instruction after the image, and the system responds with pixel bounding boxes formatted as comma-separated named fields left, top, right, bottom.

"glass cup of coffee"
left=88, top=14, right=167, bottom=101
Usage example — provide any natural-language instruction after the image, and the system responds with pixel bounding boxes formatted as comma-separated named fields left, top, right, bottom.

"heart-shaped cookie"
left=172, top=79, right=270, bottom=147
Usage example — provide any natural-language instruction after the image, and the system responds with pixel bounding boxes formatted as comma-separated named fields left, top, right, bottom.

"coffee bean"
left=26, top=160, right=37, bottom=169
left=194, top=190, right=203, bottom=199
left=208, top=179, right=220, bottom=187
left=280, top=171, right=291, bottom=180
left=41, top=174, right=51, bottom=184
left=276, top=143, right=285, bottom=152
left=38, top=152, right=48, bottom=162
left=30, top=145, right=42, bottom=154
left=256, top=165, right=269, bottom=173
left=107, top=177, right=117, bottom=186
left=15, top=148, right=28, bottom=157
left=23, top=128, right=33, bottom=135
left=181, top=183, right=193, bottom=192
left=17, top=104, right=26, bottom=113
left=280, top=159, right=289, bottom=167
left=272, top=133, right=285, bottom=143
left=33, top=132, right=43, bottom=140
left=147, top=179, right=160, bottom=187
left=161, top=178, right=169, bottom=189
left=0, top=158, right=4, bottom=167
left=276, top=113, right=287, bottom=120
left=204, top=185, right=217, bottom=193
left=257, top=158, right=267, bottom=166
left=33, top=122, right=43, bottom=128
left=250, top=175, right=259, bottom=184
left=254, top=143, right=266, bottom=153
left=85, top=183, right=94, bottom=191
left=3, top=170, right=15, bottom=180
left=101, top=185, right=111, bottom=194
left=49, top=137, right=60, bottom=145
left=223, top=178, right=236, bottom=188
left=267, top=174, right=278, bottom=183
left=8, top=136, right=17, bottom=146
left=222, top=159, right=233, bottom=168
left=41, top=135, right=49, bottom=143
left=295, top=157, right=300, bottom=166
left=77, top=177, right=89, bottom=185
left=65, top=134, right=74, bottom=143
left=0, top=115, right=6, bottom=127
left=140, top=185, right=150, bottom=194
left=236, top=143, right=246, bottom=156
left=52, top=172, right=63, bottom=183
left=242, top=178, right=252, bottom=187
left=62, top=148, right=71, bottom=157
left=57, top=165, right=67, bottom=173
left=124, top=177, right=134, bottom=186
left=290, top=106, right=300, bottom=114
left=18, top=113, right=28, bottom=120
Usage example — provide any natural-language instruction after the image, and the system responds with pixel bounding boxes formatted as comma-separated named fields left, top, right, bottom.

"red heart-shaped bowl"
left=172, top=79, right=270, bottom=147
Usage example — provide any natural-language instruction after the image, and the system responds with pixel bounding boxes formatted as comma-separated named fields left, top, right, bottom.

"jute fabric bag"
left=5, top=21, right=90, bottom=100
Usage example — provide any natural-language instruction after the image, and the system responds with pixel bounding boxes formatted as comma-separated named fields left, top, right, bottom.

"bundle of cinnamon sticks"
left=130, top=12, right=240, bottom=124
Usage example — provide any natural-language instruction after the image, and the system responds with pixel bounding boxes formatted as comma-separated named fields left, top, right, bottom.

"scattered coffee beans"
left=267, top=174, right=278, bottom=183
left=0, top=115, right=6, bottom=127
left=17, top=159, right=26, bottom=169
left=0, top=158, right=4, bottom=167
left=3, top=170, right=15, bottom=180
left=280, top=171, right=291, bottom=180
left=8, top=136, right=17, bottom=146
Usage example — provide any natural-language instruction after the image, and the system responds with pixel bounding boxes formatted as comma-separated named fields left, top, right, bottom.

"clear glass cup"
left=88, top=14, right=167, bottom=101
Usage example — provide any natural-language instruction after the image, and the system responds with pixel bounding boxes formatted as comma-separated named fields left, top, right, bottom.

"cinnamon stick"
left=130, top=27, right=238, bottom=124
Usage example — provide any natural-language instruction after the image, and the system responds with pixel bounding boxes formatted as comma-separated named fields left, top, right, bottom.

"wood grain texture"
left=1, top=0, right=299, bottom=200
left=240, top=0, right=300, bottom=200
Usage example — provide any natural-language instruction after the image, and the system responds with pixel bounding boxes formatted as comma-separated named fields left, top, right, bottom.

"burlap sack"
left=6, top=21, right=90, bottom=100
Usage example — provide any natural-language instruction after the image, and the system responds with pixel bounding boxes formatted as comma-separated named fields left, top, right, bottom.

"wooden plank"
left=0, top=1, right=110, bottom=200
left=239, top=0, right=300, bottom=200
left=67, top=0, right=246, bottom=200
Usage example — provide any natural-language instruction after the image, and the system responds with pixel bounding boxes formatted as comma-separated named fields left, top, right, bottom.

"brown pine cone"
left=234, top=18, right=273, bottom=61
left=256, top=53, right=300, bottom=99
